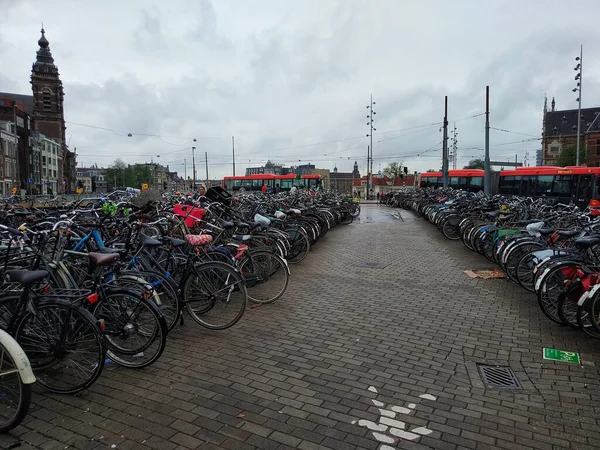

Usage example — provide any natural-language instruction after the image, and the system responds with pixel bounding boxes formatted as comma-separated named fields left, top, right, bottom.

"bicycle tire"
left=16, top=300, right=105, bottom=394
left=182, top=261, right=247, bottom=330
left=239, top=250, right=290, bottom=304
left=93, top=289, right=167, bottom=369
left=0, top=337, right=32, bottom=432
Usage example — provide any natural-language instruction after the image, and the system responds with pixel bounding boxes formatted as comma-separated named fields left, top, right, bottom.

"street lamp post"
left=192, top=146, right=196, bottom=191
left=366, top=96, right=376, bottom=200
left=573, top=45, right=583, bottom=165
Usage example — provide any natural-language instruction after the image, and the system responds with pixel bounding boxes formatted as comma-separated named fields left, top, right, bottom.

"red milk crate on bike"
left=173, top=204, right=206, bottom=228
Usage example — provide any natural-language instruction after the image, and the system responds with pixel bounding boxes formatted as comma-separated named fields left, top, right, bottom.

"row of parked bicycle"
left=0, top=188, right=360, bottom=432
left=389, top=188, right=600, bottom=338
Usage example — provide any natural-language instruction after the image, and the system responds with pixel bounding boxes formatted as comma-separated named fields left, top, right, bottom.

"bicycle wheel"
left=119, top=271, right=181, bottom=333
left=16, top=300, right=105, bottom=394
left=182, top=261, right=247, bottom=330
left=577, top=300, right=600, bottom=338
left=92, top=289, right=167, bottom=368
left=515, top=253, right=538, bottom=292
left=285, top=227, right=310, bottom=264
left=557, top=285, right=582, bottom=328
left=0, top=332, right=33, bottom=432
left=537, top=263, right=582, bottom=324
left=239, top=250, right=290, bottom=304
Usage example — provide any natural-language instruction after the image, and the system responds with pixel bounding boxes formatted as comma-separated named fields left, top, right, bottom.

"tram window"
left=471, top=177, right=483, bottom=187
left=450, top=177, right=459, bottom=187
left=510, top=176, right=523, bottom=195
left=520, top=176, right=534, bottom=196
left=281, top=179, right=292, bottom=189
left=551, top=175, right=572, bottom=196
left=498, top=176, right=514, bottom=195
left=535, top=176, right=553, bottom=196
left=576, top=175, right=593, bottom=205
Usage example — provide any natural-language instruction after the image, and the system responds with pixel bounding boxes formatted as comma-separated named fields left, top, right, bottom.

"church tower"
left=352, top=161, right=360, bottom=178
left=30, top=27, right=66, bottom=146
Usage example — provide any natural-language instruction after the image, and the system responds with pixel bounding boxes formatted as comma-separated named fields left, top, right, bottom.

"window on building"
left=53, top=170, right=57, bottom=178
left=42, top=89, right=52, bottom=111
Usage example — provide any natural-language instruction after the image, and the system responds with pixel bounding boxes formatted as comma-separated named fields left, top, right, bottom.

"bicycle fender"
left=0, top=329, right=36, bottom=385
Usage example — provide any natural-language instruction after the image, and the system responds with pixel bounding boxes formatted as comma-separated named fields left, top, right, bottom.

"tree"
left=463, top=159, right=484, bottom=169
left=426, top=169, right=438, bottom=172
left=383, top=162, right=404, bottom=178
left=105, top=159, right=153, bottom=190
left=556, top=143, right=588, bottom=167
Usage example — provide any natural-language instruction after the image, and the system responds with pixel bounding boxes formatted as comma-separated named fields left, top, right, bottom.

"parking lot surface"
left=8, top=205, right=600, bottom=450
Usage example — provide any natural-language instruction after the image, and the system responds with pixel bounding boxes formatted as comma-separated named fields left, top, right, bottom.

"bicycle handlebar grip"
left=0, top=224, right=24, bottom=235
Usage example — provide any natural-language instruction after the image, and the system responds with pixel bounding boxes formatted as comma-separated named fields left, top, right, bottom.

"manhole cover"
left=356, top=262, right=390, bottom=269
left=477, top=364, right=522, bottom=389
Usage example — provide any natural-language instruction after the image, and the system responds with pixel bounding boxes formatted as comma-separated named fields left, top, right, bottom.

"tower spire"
left=35, top=25, right=54, bottom=66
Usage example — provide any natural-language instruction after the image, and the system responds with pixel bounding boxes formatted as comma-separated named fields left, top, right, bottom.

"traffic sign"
left=27, top=178, right=34, bottom=184
left=543, top=348, right=580, bottom=364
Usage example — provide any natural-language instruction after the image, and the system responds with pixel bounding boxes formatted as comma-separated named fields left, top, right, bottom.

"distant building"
left=309, top=168, right=330, bottom=190
left=38, top=134, right=62, bottom=195
left=330, top=161, right=360, bottom=194
left=145, top=162, right=167, bottom=187
left=0, top=99, right=34, bottom=195
left=542, top=97, right=600, bottom=166
left=535, top=149, right=543, bottom=166
left=246, top=160, right=284, bottom=176
left=353, top=174, right=417, bottom=198
left=77, top=165, right=107, bottom=193
left=0, top=27, right=77, bottom=192
left=0, top=122, right=19, bottom=195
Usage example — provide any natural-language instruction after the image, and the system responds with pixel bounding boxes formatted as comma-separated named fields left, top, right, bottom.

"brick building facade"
left=0, top=27, right=77, bottom=193
left=542, top=98, right=600, bottom=166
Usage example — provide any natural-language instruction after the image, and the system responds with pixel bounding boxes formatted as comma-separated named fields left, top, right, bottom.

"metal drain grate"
left=477, top=364, right=522, bottom=389
left=356, top=262, right=390, bottom=269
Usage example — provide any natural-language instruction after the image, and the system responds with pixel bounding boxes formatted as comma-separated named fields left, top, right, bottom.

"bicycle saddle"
left=6, top=270, right=49, bottom=288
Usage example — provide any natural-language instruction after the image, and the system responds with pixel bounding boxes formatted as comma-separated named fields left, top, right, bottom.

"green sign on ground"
left=543, top=348, right=581, bottom=364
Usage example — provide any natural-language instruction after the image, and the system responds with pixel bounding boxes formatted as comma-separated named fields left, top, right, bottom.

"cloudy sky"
left=2, top=0, right=600, bottom=179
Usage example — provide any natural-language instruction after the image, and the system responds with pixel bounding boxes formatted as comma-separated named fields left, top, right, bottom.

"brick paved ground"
left=5, top=204, right=600, bottom=449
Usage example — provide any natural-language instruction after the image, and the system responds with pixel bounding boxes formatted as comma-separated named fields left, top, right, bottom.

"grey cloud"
left=3, top=0, right=600, bottom=176
left=184, top=0, right=232, bottom=51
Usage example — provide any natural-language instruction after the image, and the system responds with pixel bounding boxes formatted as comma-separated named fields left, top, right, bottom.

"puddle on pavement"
left=356, top=206, right=408, bottom=224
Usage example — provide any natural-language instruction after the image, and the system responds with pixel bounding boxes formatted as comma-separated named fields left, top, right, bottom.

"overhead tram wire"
left=68, top=114, right=487, bottom=165
left=490, top=127, right=539, bottom=138
left=66, top=118, right=451, bottom=154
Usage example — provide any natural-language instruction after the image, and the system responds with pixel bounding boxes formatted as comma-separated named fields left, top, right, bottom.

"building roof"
left=394, top=175, right=415, bottom=186
left=545, top=107, right=600, bottom=138
left=0, top=93, right=34, bottom=115
left=330, top=172, right=354, bottom=178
